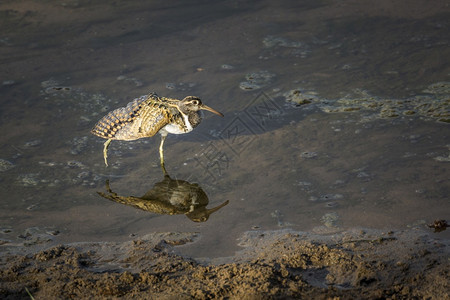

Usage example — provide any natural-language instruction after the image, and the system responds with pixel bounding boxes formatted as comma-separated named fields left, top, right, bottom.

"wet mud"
left=1, top=228, right=448, bottom=299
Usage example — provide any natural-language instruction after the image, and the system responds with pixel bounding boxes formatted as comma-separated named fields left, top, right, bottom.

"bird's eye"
left=192, top=100, right=199, bottom=105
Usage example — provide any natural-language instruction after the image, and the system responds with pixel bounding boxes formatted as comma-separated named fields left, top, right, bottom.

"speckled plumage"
left=91, top=93, right=196, bottom=141
left=91, top=92, right=224, bottom=172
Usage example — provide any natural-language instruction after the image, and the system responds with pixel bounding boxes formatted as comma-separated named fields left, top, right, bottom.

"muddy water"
left=0, top=0, right=449, bottom=260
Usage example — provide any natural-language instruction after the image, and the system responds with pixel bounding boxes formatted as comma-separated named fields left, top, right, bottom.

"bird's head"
left=180, top=96, right=224, bottom=117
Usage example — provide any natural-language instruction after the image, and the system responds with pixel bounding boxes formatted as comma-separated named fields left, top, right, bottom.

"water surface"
left=0, top=0, right=449, bottom=259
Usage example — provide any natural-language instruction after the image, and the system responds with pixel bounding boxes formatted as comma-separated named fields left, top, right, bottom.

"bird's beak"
left=206, top=200, right=230, bottom=215
left=200, top=104, right=224, bottom=117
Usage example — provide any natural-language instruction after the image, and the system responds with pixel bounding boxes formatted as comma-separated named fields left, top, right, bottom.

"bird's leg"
left=159, top=134, right=168, bottom=175
left=103, top=139, right=112, bottom=167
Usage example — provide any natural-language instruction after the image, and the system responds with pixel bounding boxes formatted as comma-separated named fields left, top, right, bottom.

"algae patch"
left=0, top=159, right=14, bottom=172
left=283, top=83, right=450, bottom=123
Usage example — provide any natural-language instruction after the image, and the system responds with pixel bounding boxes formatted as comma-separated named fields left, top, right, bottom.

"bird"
left=91, top=92, right=224, bottom=173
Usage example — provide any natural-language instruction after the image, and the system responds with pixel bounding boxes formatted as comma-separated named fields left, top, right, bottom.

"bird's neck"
left=187, top=111, right=202, bottom=128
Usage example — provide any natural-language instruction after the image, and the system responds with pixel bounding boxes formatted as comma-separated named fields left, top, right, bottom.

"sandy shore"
left=1, top=228, right=448, bottom=299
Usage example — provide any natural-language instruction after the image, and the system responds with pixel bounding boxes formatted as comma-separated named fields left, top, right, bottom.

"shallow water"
left=0, top=0, right=449, bottom=259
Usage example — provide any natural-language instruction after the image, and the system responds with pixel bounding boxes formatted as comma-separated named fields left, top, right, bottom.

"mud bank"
left=1, top=228, right=448, bottom=299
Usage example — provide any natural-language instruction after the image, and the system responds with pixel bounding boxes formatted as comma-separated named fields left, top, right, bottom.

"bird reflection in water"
left=97, top=175, right=229, bottom=222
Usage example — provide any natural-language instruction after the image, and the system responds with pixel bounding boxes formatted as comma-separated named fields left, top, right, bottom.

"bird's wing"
left=97, top=192, right=181, bottom=215
left=91, top=93, right=174, bottom=141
